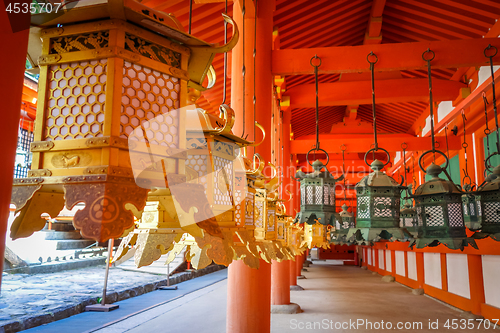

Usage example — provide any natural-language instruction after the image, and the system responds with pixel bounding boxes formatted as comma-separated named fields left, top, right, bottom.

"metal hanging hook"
left=484, top=44, right=500, bottom=172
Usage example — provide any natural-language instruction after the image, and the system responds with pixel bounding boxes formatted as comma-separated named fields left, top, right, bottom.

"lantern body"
left=411, top=163, right=477, bottom=250
left=348, top=160, right=410, bottom=243
left=330, top=204, right=354, bottom=245
left=11, top=3, right=210, bottom=242
left=294, top=160, right=342, bottom=226
left=462, top=193, right=481, bottom=230
left=473, top=165, right=500, bottom=240
left=399, top=203, right=417, bottom=234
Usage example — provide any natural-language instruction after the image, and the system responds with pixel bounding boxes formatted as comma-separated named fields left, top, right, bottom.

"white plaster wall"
left=407, top=251, right=417, bottom=281
left=478, top=65, right=500, bottom=86
left=424, top=252, right=442, bottom=289
left=385, top=250, right=392, bottom=272
left=367, top=248, right=371, bottom=266
left=446, top=254, right=470, bottom=299
left=395, top=251, right=405, bottom=277
left=482, top=255, right=500, bottom=309
left=437, top=101, right=453, bottom=123
left=378, top=249, right=385, bottom=270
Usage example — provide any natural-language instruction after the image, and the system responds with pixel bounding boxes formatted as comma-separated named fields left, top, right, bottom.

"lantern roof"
left=477, top=164, right=500, bottom=192
left=187, top=107, right=262, bottom=147
left=339, top=204, right=352, bottom=218
left=400, top=202, right=415, bottom=216
left=356, top=159, right=403, bottom=188
left=294, top=160, right=343, bottom=182
left=414, top=163, right=462, bottom=196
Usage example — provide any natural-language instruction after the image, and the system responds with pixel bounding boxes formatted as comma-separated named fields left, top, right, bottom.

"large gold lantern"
left=11, top=1, right=236, bottom=242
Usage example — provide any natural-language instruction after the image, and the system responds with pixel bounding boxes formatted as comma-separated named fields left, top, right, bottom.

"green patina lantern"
left=294, top=159, right=343, bottom=226
left=411, top=162, right=478, bottom=250
left=400, top=202, right=417, bottom=231
left=348, top=158, right=412, bottom=244
left=330, top=203, right=355, bottom=245
left=409, top=49, right=477, bottom=250
left=472, top=164, right=500, bottom=241
left=462, top=189, right=482, bottom=231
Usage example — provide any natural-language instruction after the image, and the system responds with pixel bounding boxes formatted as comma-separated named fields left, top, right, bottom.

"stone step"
left=43, top=230, right=82, bottom=240
left=55, top=240, right=96, bottom=250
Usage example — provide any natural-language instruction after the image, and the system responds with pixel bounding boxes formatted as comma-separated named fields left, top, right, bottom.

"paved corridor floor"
left=26, top=261, right=497, bottom=332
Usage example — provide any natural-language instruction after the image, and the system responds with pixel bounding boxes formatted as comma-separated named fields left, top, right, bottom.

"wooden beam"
left=285, top=78, right=466, bottom=108
left=290, top=134, right=462, bottom=154
left=272, top=38, right=500, bottom=76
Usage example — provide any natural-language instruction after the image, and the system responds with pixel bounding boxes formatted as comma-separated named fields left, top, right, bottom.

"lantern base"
left=346, top=227, right=413, bottom=245
left=409, top=237, right=478, bottom=250
left=464, top=220, right=482, bottom=231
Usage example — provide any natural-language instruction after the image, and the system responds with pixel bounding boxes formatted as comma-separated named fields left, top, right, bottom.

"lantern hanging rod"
left=188, top=0, right=193, bottom=35
left=253, top=0, right=258, bottom=142
left=222, top=0, right=228, bottom=104
left=241, top=0, right=246, bottom=139
left=341, top=144, right=347, bottom=202
left=423, top=48, right=436, bottom=158
left=485, top=44, right=500, bottom=156
left=311, top=55, right=321, bottom=150
left=367, top=52, right=379, bottom=150
left=483, top=92, right=491, bottom=163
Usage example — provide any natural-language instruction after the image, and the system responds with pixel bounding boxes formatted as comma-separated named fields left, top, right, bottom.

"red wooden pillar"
left=227, top=260, right=271, bottom=333
left=416, top=252, right=425, bottom=289
left=0, top=2, right=30, bottom=293
left=289, top=258, right=297, bottom=286
left=468, top=254, right=486, bottom=316
left=271, top=95, right=292, bottom=305
left=227, top=0, right=274, bottom=332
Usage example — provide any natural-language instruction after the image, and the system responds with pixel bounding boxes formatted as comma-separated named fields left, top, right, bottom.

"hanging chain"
left=368, top=52, right=379, bottom=150
left=483, top=92, right=491, bottom=162
left=445, top=125, right=451, bottom=175
left=485, top=44, right=500, bottom=155
left=253, top=0, right=258, bottom=142
left=341, top=145, right=347, bottom=202
left=188, top=0, right=193, bottom=34
left=412, top=153, right=417, bottom=190
left=423, top=49, right=436, bottom=160
left=311, top=55, right=321, bottom=150
left=461, top=110, right=473, bottom=188
left=221, top=0, right=228, bottom=104
left=240, top=0, right=246, bottom=138
left=402, top=143, right=408, bottom=202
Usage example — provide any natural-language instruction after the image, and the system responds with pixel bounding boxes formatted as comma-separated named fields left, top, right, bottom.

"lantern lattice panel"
left=329, top=187, right=335, bottom=205
left=267, top=209, right=275, bottom=232
left=447, top=203, right=464, bottom=227
left=323, top=186, right=329, bottom=205
left=120, top=61, right=180, bottom=148
left=416, top=207, right=423, bottom=226
left=358, top=196, right=370, bottom=219
left=478, top=201, right=482, bottom=217
left=315, top=186, right=323, bottom=204
left=401, top=217, right=414, bottom=228
left=255, top=200, right=264, bottom=228
left=188, top=154, right=208, bottom=190
left=46, top=60, right=106, bottom=140
left=213, top=156, right=233, bottom=206
left=306, top=185, right=313, bottom=204
left=245, top=192, right=254, bottom=225
left=425, top=206, right=445, bottom=227
left=484, top=202, right=500, bottom=223
left=374, top=197, right=392, bottom=217
left=234, top=189, right=243, bottom=225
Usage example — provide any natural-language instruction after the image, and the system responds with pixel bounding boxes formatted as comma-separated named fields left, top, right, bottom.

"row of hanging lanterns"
left=294, top=46, right=500, bottom=251
left=11, top=0, right=306, bottom=272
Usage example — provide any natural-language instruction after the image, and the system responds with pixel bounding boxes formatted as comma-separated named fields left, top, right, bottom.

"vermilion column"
left=289, top=259, right=297, bottom=286
left=271, top=109, right=297, bottom=309
left=227, top=0, right=274, bottom=332
left=0, top=3, right=30, bottom=293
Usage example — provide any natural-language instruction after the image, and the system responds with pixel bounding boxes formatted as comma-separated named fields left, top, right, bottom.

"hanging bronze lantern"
left=12, top=1, right=236, bottom=242
left=400, top=202, right=417, bottom=231
left=410, top=49, right=477, bottom=250
left=462, top=190, right=482, bottom=231
left=470, top=44, right=500, bottom=241
left=473, top=164, right=500, bottom=240
left=330, top=203, right=355, bottom=245
left=347, top=52, right=411, bottom=244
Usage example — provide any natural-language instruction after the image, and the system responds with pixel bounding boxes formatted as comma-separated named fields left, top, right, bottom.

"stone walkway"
left=0, top=264, right=224, bottom=332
